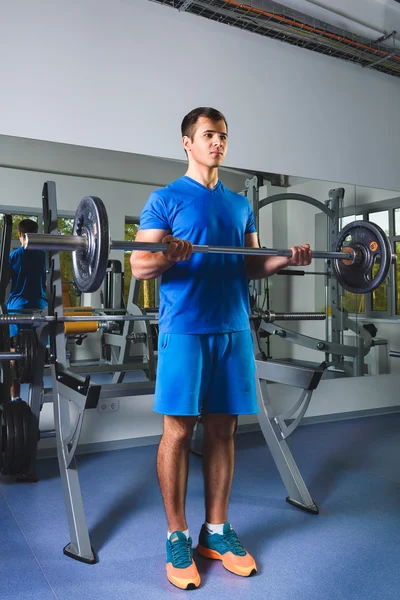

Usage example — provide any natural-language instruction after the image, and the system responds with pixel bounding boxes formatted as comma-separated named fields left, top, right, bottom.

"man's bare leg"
left=202, top=413, right=237, bottom=524
left=157, top=415, right=198, bottom=532
left=198, top=413, right=257, bottom=576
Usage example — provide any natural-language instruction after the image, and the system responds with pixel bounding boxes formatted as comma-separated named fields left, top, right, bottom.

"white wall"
left=1, top=0, right=400, bottom=190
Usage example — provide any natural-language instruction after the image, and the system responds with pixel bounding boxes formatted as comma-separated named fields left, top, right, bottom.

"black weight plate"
left=15, top=329, right=25, bottom=382
left=16, top=329, right=37, bottom=384
left=333, top=221, right=390, bottom=294
left=0, top=380, right=8, bottom=404
left=27, top=329, right=37, bottom=383
left=72, top=196, right=110, bottom=293
left=10, top=401, right=24, bottom=475
left=23, top=330, right=31, bottom=384
left=21, top=401, right=35, bottom=474
left=1, top=403, right=14, bottom=475
left=0, top=404, right=5, bottom=471
left=0, top=325, right=12, bottom=390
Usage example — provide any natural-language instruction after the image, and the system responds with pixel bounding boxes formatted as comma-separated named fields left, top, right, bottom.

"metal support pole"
left=44, top=181, right=96, bottom=564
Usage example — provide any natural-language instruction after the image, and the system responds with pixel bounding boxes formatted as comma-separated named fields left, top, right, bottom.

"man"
left=130, top=107, right=311, bottom=590
left=7, top=218, right=47, bottom=401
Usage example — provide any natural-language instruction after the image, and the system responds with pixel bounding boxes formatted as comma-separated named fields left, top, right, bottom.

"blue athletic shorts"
left=154, top=330, right=258, bottom=416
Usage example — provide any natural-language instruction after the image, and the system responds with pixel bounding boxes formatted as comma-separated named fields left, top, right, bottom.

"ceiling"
left=149, top=0, right=400, bottom=78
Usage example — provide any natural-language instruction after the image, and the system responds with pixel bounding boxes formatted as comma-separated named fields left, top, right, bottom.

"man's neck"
left=185, top=165, right=219, bottom=190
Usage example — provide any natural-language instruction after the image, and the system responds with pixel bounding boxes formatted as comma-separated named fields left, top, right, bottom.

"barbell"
left=23, top=196, right=394, bottom=295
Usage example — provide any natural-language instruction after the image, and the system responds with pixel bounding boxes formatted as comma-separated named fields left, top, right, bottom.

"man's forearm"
left=245, top=255, right=291, bottom=280
left=130, top=251, right=174, bottom=280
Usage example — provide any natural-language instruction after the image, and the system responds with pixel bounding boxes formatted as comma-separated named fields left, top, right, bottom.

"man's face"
left=183, top=117, right=228, bottom=168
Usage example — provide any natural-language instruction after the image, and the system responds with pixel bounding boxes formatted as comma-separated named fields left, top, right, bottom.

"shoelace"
left=171, top=539, right=192, bottom=568
left=223, top=530, right=247, bottom=556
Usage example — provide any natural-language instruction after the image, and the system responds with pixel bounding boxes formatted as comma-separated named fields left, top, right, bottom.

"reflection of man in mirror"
left=131, top=107, right=312, bottom=590
left=7, top=219, right=48, bottom=402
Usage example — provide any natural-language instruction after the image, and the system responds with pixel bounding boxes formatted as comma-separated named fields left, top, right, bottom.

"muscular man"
left=7, top=219, right=47, bottom=401
left=131, top=107, right=311, bottom=590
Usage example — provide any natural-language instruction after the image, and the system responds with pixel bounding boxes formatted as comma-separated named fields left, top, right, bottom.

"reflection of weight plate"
left=15, top=329, right=37, bottom=384
left=333, top=221, right=391, bottom=294
left=0, top=401, right=37, bottom=476
left=72, top=196, right=110, bottom=293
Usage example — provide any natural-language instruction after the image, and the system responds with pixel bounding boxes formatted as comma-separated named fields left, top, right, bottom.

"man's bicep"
left=135, top=229, right=170, bottom=244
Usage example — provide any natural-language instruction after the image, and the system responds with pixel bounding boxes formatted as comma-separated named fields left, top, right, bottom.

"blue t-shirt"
left=7, top=246, right=48, bottom=312
left=139, top=176, right=256, bottom=333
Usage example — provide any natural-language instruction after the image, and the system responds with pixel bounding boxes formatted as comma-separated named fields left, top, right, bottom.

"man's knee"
left=162, top=415, right=198, bottom=443
left=203, top=414, right=237, bottom=441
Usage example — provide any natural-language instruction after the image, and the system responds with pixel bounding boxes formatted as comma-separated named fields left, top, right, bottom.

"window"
left=124, top=219, right=157, bottom=308
left=0, top=212, right=39, bottom=245
left=57, top=216, right=79, bottom=307
left=370, top=210, right=389, bottom=312
left=12, top=214, right=39, bottom=244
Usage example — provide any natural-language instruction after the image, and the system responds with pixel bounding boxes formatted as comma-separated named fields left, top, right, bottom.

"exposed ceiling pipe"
left=150, top=0, right=400, bottom=78
left=276, top=0, right=396, bottom=43
left=225, top=0, right=400, bottom=65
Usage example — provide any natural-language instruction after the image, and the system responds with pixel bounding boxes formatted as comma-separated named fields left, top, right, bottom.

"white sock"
left=168, top=528, right=189, bottom=540
left=205, top=522, right=225, bottom=535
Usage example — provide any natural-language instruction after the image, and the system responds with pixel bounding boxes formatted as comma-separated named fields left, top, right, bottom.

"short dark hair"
left=18, top=219, right=38, bottom=236
left=181, top=107, right=228, bottom=140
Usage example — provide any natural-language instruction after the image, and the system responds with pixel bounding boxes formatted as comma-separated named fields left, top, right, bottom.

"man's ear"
left=182, top=136, right=191, bottom=153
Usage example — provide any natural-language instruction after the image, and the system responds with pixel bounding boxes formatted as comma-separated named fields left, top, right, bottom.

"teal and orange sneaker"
left=166, top=531, right=201, bottom=590
left=197, top=523, right=257, bottom=577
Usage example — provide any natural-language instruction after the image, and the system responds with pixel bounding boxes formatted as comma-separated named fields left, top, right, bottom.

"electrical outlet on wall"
left=97, top=399, right=120, bottom=414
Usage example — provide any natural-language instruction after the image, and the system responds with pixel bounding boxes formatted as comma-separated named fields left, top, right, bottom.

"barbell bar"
left=0, top=314, right=157, bottom=326
left=22, top=196, right=394, bottom=295
left=0, top=311, right=325, bottom=328
left=0, top=352, right=24, bottom=360
left=24, top=233, right=352, bottom=262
